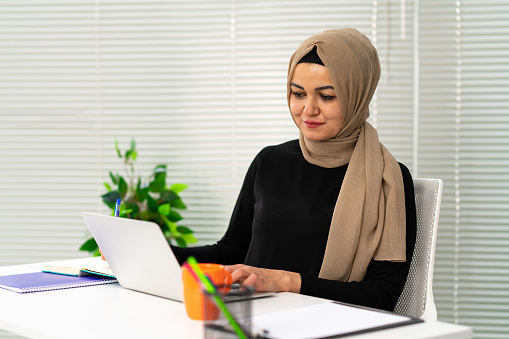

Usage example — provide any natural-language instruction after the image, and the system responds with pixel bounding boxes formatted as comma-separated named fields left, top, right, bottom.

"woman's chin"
left=302, top=131, right=332, bottom=142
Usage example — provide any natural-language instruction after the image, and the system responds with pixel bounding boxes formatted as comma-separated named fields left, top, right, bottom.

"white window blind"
left=0, top=1, right=508, bottom=339
left=0, top=1, right=101, bottom=266
left=419, top=1, right=509, bottom=338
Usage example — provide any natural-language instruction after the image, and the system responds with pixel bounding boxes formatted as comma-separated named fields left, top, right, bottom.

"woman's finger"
left=242, top=273, right=258, bottom=287
left=229, top=267, right=251, bottom=283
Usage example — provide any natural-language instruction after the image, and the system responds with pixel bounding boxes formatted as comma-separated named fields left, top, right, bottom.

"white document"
left=252, top=302, right=417, bottom=339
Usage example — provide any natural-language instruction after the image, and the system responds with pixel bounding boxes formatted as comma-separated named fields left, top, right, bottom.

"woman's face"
left=289, top=63, right=343, bottom=141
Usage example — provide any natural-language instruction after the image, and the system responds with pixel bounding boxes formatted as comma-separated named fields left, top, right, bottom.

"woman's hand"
left=225, top=264, right=301, bottom=293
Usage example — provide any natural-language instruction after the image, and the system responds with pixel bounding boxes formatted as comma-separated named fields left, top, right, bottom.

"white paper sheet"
left=251, top=302, right=415, bottom=339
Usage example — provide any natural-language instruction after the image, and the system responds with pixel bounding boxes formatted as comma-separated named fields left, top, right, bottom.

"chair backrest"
left=393, top=178, right=443, bottom=321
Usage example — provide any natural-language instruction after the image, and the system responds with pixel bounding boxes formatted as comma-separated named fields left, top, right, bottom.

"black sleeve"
left=171, top=152, right=260, bottom=266
left=299, top=163, right=417, bottom=311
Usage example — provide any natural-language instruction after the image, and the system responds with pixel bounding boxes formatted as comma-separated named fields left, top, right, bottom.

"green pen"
left=186, top=256, right=248, bottom=339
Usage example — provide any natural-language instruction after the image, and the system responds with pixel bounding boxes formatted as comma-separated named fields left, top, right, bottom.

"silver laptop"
left=82, top=212, right=185, bottom=301
left=82, top=212, right=274, bottom=302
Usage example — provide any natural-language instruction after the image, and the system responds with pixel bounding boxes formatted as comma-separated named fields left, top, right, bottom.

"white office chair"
left=393, top=178, right=443, bottom=321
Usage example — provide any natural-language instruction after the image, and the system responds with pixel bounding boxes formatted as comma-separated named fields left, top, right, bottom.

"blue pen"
left=114, top=199, right=121, bottom=217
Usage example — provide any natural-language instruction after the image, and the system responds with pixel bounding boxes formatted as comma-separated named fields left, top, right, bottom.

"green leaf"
left=159, top=190, right=178, bottom=204
left=167, top=210, right=183, bottom=222
left=161, top=215, right=177, bottom=234
left=176, top=226, right=193, bottom=234
left=120, top=208, right=133, bottom=217
left=158, top=203, right=171, bottom=216
left=79, top=237, right=98, bottom=252
left=163, top=230, right=172, bottom=240
left=160, top=222, right=170, bottom=234
left=152, top=165, right=167, bottom=191
left=154, top=164, right=167, bottom=174
left=115, top=139, right=121, bottom=158
left=154, top=169, right=166, bottom=181
left=175, top=237, right=187, bottom=247
left=109, top=171, right=119, bottom=185
left=181, top=232, right=197, bottom=244
left=102, top=191, right=121, bottom=205
left=171, top=197, right=187, bottom=210
left=165, top=220, right=178, bottom=233
left=118, top=176, right=128, bottom=196
left=148, top=174, right=165, bottom=193
left=136, top=186, right=148, bottom=202
left=103, top=182, right=112, bottom=191
left=170, top=183, right=188, bottom=194
left=123, top=139, right=137, bottom=162
left=147, top=195, right=158, bottom=212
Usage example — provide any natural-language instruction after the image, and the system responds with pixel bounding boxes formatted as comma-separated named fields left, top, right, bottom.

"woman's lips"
left=304, top=120, right=324, bottom=128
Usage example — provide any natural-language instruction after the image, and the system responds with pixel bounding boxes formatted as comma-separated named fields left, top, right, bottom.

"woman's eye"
left=320, top=94, right=334, bottom=101
left=292, top=91, right=305, bottom=98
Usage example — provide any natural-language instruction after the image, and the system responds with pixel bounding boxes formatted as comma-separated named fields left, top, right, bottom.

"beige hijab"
left=287, top=28, right=406, bottom=282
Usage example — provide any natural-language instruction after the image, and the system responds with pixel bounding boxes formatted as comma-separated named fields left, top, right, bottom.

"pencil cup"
left=204, top=285, right=254, bottom=339
left=182, top=263, right=233, bottom=320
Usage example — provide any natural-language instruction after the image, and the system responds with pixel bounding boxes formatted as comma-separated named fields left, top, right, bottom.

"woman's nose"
left=303, top=97, right=319, bottom=116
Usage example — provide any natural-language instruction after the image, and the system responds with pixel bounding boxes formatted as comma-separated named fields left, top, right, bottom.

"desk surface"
left=0, top=258, right=472, bottom=339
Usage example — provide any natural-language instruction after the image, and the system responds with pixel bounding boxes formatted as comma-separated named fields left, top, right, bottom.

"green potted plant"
left=80, top=139, right=197, bottom=256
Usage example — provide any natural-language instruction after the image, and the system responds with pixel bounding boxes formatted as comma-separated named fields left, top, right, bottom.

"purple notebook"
left=0, top=272, right=118, bottom=293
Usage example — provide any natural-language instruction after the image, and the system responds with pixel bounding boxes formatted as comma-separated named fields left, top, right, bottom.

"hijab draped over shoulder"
left=287, top=28, right=407, bottom=282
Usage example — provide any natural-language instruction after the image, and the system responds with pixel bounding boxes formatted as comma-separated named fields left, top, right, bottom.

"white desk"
left=0, top=259, right=472, bottom=339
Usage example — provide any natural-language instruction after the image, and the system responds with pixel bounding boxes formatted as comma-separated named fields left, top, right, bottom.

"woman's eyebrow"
left=315, top=85, right=334, bottom=91
left=290, top=82, right=334, bottom=91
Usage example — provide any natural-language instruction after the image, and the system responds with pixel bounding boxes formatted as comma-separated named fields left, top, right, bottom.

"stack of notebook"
left=0, top=257, right=117, bottom=294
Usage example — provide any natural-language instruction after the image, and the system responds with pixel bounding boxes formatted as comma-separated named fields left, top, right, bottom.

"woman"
left=171, top=28, right=416, bottom=312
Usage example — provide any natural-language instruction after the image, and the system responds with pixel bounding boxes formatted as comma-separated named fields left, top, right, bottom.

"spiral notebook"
left=0, top=272, right=117, bottom=294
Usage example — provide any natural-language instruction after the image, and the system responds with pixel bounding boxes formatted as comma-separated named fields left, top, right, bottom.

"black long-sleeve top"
left=172, top=139, right=416, bottom=311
